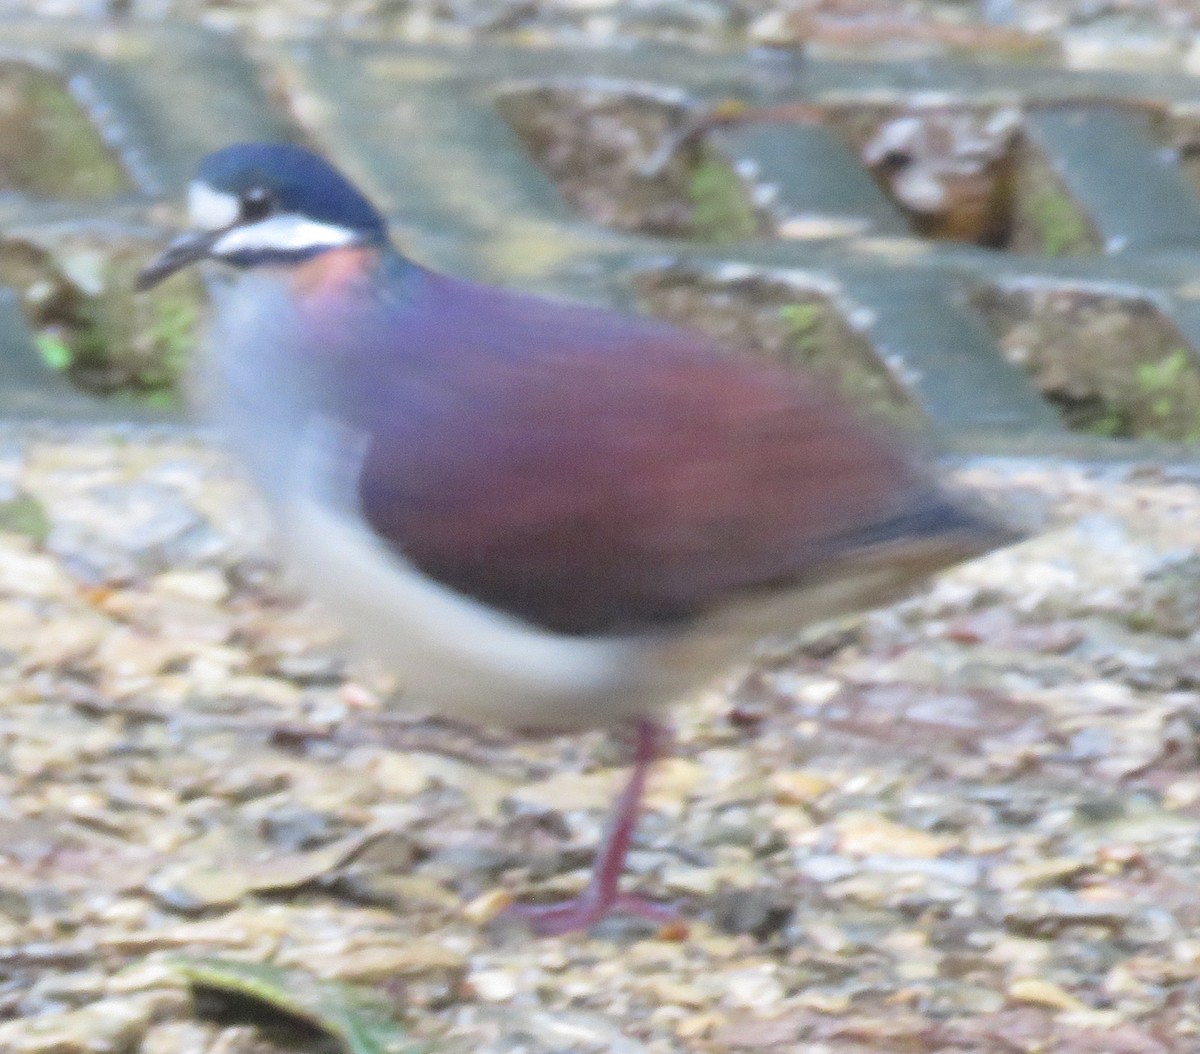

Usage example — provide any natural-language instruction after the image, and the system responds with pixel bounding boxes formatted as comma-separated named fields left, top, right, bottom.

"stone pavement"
left=2, top=18, right=1200, bottom=458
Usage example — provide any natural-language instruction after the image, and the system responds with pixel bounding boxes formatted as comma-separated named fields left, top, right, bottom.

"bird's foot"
left=503, top=890, right=680, bottom=937
left=499, top=719, right=686, bottom=936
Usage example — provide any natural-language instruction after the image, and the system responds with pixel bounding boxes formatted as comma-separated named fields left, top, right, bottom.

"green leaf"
left=779, top=303, right=822, bottom=336
left=1028, top=186, right=1092, bottom=257
left=35, top=332, right=73, bottom=371
left=778, top=302, right=825, bottom=357
left=172, top=957, right=418, bottom=1054
left=1085, top=410, right=1125, bottom=438
left=1137, top=348, right=1190, bottom=393
left=0, top=493, right=50, bottom=544
left=140, top=389, right=181, bottom=410
left=688, top=150, right=759, bottom=243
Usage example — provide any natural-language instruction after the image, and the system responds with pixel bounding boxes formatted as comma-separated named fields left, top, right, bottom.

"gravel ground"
left=7, top=0, right=1200, bottom=70
left=0, top=428, right=1195, bottom=1052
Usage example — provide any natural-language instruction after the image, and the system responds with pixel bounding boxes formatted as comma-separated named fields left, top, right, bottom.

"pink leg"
left=503, top=719, right=679, bottom=936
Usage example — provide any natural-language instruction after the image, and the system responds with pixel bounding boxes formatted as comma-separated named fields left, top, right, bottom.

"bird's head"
left=136, top=143, right=389, bottom=290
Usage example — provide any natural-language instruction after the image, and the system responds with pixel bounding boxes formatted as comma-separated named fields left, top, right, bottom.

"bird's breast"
left=200, top=273, right=339, bottom=502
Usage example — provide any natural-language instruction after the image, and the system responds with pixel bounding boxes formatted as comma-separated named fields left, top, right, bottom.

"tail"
left=836, top=489, right=1027, bottom=566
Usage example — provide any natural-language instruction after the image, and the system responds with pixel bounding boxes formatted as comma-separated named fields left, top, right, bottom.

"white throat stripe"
left=188, top=182, right=241, bottom=231
left=211, top=215, right=359, bottom=256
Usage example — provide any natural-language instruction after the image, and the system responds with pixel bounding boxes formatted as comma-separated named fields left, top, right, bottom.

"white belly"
left=282, top=489, right=698, bottom=730
left=279, top=480, right=949, bottom=732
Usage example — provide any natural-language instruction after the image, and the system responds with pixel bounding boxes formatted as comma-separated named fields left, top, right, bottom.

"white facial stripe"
left=210, top=214, right=358, bottom=257
left=188, top=182, right=240, bottom=231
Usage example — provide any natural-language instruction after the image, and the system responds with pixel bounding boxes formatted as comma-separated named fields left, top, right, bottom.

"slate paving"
left=2, top=22, right=1200, bottom=456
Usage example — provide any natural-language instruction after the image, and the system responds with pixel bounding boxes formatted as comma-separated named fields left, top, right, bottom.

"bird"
left=137, top=142, right=1017, bottom=936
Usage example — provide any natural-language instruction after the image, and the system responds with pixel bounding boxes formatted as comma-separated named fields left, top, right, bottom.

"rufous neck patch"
left=291, top=246, right=378, bottom=299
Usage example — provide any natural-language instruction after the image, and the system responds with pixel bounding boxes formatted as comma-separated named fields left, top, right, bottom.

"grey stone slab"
left=745, top=53, right=1200, bottom=109
left=1024, top=105, right=1200, bottom=253
left=0, top=18, right=297, bottom=199
left=713, top=121, right=910, bottom=235
left=838, top=268, right=1066, bottom=437
left=285, top=41, right=1200, bottom=110
left=1157, top=293, right=1200, bottom=370
left=1, top=28, right=1195, bottom=458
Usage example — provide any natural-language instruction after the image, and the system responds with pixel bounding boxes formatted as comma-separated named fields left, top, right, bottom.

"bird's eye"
left=239, top=185, right=276, bottom=222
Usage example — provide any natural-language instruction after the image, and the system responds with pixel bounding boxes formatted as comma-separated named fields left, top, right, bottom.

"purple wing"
left=316, top=267, right=985, bottom=635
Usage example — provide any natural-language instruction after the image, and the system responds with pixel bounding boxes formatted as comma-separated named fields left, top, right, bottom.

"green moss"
left=1007, top=140, right=1101, bottom=257
left=1134, top=348, right=1200, bottom=441
left=779, top=303, right=823, bottom=349
left=0, top=238, right=202, bottom=406
left=0, top=64, right=129, bottom=199
left=974, top=286, right=1200, bottom=440
left=1082, top=407, right=1127, bottom=438
left=1137, top=348, right=1190, bottom=395
left=636, top=276, right=925, bottom=431
left=0, top=493, right=50, bottom=544
left=688, top=149, right=760, bottom=243
left=499, top=86, right=767, bottom=241
left=35, top=332, right=72, bottom=371
left=1027, top=185, right=1094, bottom=257
left=69, top=259, right=199, bottom=402
left=775, top=298, right=921, bottom=428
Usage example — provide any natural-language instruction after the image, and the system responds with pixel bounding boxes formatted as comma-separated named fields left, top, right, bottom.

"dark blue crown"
left=197, top=143, right=389, bottom=243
